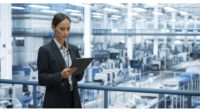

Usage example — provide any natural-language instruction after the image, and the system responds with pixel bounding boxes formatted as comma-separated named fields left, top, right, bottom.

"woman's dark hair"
left=52, top=13, right=71, bottom=27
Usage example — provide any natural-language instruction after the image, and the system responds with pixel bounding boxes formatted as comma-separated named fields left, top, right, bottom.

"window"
left=15, top=37, right=24, bottom=46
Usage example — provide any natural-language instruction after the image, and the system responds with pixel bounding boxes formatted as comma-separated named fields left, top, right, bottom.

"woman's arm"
left=37, top=47, right=62, bottom=86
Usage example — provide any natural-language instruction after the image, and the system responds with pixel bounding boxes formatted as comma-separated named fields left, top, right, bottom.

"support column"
left=163, top=22, right=167, bottom=47
left=126, top=3, right=133, bottom=60
left=153, top=6, right=158, bottom=56
left=171, top=12, right=176, bottom=52
left=183, top=15, right=188, bottom=52
left=83, top=5, right=91, bottom=57
left=103, top=11, right=109, bottom=50
left=163, top=22, right=168, bottom=70
left=0, top=4, right=12, bottom=79
left=103, top=12, right=108, bottom=28
left=193, top=17, right=197, bottom=44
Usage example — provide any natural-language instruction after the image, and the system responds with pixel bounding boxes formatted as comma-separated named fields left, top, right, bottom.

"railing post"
left=32, top=85, right=37, bottom=108
left=187, top=95, right=192, bottom=108
left=104, top=90, right=108, bottom=108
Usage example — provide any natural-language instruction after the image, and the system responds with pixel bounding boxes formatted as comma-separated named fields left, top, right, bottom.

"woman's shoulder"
left=39, top=42, right=51, bottom=52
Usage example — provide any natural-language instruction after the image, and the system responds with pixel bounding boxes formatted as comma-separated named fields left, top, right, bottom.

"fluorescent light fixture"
left=106, top=3, right=125, bottom=8
left=40, top=10, right=57, bottom=14
left=70, top=13, right=82, bottom=16
left=111, top=15, right=121, bottom=18
left=65, top=9, right=81, bottom=13
left=132, top=7, right=146, bottom=12
left=179, top=11, right=188, bottom=15
left=153, top=11, right=163, bottom=16
left=164, top=7, right=176, bottom=12
left=91, top=12, right=103, bottom=16
left=92, top=15, right=102, bottom=19
left=16, top=37, right=24, bottom=40
left=103, top=8, right=119, bottom=13
left=69, top=3, right=85, bottom=7
left=11, top=6, right=25, bottom=10
left=28, top=4, right=50, bottom=9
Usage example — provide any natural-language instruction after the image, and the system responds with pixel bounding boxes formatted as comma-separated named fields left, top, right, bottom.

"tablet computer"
left=70, top=58, right=93, bottom=75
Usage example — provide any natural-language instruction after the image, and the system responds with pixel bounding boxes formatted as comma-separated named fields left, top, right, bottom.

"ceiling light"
left=65, top=9, right=81, bottom=13
left=106, top=3, right=125, bottom=8
left=16, top=37, right=24, bottom=40
left=132, top=7, right=146, bottom=12
left=69, top=3, right=85, bottom=7
left=103, top=8, right=119, bottom=13
left=40, top=10, right=57, bottom=14
left=92, top=15, right=102, bottom=19
left=164, top=7, right=176, bottom=12
left=179, top=11, right=188, bottom=15
left=91, top=12, right=103, bottom=16
left=110, top=17, right=119, bottom=20
left=11, top=6, right=25, bottom=10
left=70, top=13, right=82, bottom=16
left=28, top=4, right=50, bottom=9
left=111, top=15, right=121, bottom=18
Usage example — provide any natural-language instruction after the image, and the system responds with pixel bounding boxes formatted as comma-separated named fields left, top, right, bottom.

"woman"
left=37, top=13, right=83, bottom=108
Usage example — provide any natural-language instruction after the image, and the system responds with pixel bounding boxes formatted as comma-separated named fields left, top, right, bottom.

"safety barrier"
left=0, top=79, right=200, bottom=108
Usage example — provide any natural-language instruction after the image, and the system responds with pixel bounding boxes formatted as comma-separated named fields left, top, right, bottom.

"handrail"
left=0, top=79, right=200, bottom=108
left=1, top=79, right=200, bottom=96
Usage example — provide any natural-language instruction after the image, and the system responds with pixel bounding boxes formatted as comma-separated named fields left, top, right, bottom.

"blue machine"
left=86, top=90, right=97, bottom=101
left=20, top=95, right=32, bottom=108
left=179, top=72, right=199, bottom=80
left=12, top=65, right=31, bottom=76
left=91, top=66, right=103, bottom=81
left=178, top=77, right=190, bottom=86
left=36, top=91, right=44, bottom=107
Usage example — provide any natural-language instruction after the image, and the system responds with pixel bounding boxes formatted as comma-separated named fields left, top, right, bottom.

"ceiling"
left=11, top=3, right=200, bottom=24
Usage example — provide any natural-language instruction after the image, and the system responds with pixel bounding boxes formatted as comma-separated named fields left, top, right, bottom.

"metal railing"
left=0, top=79, right=200, bottom=108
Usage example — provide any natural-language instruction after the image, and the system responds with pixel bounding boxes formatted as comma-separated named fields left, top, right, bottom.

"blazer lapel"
left=68, top=44, right=76, bottom=62
left=50, top=39, right=66, bottom=69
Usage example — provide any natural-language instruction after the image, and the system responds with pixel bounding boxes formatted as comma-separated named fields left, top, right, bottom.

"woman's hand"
left=61, top=67, right=77, bottom=79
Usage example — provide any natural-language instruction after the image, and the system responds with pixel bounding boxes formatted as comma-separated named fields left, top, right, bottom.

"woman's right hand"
left=61, top=67, right=77, bottom=79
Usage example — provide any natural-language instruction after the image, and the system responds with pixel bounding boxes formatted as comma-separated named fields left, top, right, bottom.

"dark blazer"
left=37, top=39, right=83, bottom=108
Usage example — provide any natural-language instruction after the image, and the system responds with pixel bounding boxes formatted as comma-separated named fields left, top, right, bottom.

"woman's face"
left=53, top=18, right=71, bottom=42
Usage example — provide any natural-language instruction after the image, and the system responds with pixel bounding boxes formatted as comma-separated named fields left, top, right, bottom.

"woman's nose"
left=64, top=30, right=68, bottom=35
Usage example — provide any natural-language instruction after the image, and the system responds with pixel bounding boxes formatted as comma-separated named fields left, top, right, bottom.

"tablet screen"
left=71, top=58, right=93, bottom=75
